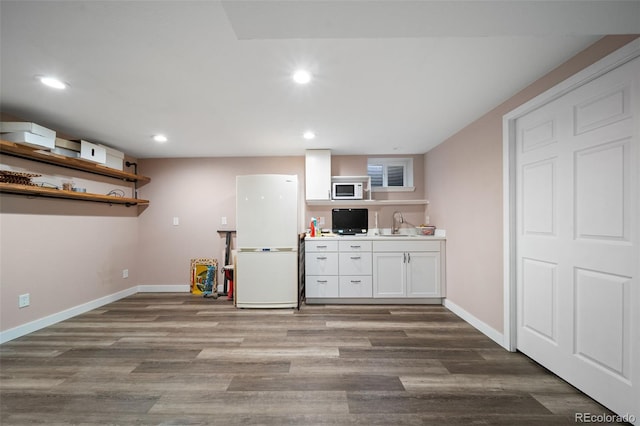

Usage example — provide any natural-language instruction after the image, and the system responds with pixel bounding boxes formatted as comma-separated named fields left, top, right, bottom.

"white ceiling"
left=1, top=1, right=637, bottom=159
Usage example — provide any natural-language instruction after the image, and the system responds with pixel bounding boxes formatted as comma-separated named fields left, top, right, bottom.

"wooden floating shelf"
left=0, top=139, right=150, bottom=185
left=0, top=183, right=149, bottom=206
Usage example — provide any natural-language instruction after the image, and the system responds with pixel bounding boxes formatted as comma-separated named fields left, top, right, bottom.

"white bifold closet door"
left=515, top=56, right=639, bottom=421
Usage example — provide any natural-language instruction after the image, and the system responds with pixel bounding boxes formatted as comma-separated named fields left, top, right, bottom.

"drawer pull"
left=317, top=280, right=328, bottom=284
left=316, top=245, right=327, bottom=248
left=350, top=280, right=362, bottom=284
left=316, top=256, right=327, bottom=260
left=350, top=256, right=361, bottom=260
left=350, top=245, right=361, bottom=249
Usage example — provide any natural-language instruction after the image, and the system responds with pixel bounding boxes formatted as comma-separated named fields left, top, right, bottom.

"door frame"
left=501, top=38, right=640, bottom=352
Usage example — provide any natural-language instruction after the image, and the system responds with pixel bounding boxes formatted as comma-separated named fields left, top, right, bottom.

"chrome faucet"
left=392, top=211, right=404, bottom=234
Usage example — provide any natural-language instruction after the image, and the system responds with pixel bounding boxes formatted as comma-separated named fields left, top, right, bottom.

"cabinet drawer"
left=306, top=276, right=339, bottom=298
left=305, top=252, right=339, bottom=275
left=338, top=240, right=372, bottom=252
left=373, top=240, right=441, bottom=252
left=306, top=240, right=338, bottom=252
left=339, top=252, right=372, bottom=276
left=339, top=276, right=373, bottom=297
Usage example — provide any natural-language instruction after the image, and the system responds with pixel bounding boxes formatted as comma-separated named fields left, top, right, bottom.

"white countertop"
left=305, top=229, right=446, bottom=241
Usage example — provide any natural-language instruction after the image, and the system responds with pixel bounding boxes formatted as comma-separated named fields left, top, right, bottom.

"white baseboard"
left=2, top=289, right=507, bottom=347
left=0, top=284, right=190, bottom=344
left=443, top=298, right=508, bottom=350
left=0, top=286, right=138, bottom=344
left=138, top=284, right=190, bottom=293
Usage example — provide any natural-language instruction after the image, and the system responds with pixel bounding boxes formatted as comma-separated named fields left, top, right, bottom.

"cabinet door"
left=339, top=276, right=373, bottom=297
left=406, top=251, right=440, bottom=297
left=305, top=252, right=338, bottom=275
left=305, top=149, right=331, bottom=200
left=338, top=241, right=373, bottom=252
left=339, top=252, right=372, bottom=276
left=373, top=252, right=405, bottom=297
left=306, top=276, right=339, bottom=298
left=306, top=240, right=338, bottom=252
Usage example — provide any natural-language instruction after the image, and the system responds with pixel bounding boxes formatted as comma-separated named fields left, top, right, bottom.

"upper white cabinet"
left=305, top=149, right=331, bottom=201
left=304, top=149, right=428, bottom=206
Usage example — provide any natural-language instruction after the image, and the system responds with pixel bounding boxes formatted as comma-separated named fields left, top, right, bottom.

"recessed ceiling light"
left=38, top=76, right=67, bottom=90
left=153, top=134, right=168, bottom=143
left=293, top=70, right=311, bottom=85
left=303, top=131, right=315, bottom=140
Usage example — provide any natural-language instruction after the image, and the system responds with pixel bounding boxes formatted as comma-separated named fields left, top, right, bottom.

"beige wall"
left=136, top=154, right=426, bottom=287
left=424, top=35, right=639, bottom=333
left=0, top=156, right=138, bottom=331
left=136, top=156, right=306, bottom=287
left=307, top=154, right=427, bottom=231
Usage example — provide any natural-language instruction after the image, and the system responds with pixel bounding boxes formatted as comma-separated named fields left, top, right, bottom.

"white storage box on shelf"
left=1, top=131, right=55, bottom=150
left=98, top=144, right=124, bottom=170
left=0, top=121, right=56, bottom=139
left=55, top=138, right=81, bottom=151
left=51, top=147, right=79, bottom=158
left=52, top=138, right=80, bottom=158
left=79, top=140, right=107, bottom=164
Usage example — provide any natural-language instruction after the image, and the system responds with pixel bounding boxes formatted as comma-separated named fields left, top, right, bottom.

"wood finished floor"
left=0, top=293, right=625, bottom=425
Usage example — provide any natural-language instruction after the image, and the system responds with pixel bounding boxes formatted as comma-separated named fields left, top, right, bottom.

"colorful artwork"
left=190, top=258, right=218, bottom=295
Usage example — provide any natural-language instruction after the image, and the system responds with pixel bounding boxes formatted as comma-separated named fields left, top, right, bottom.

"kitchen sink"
left=375, top=228, right=423, bottom=237
left=377, top=229, right=419, bottom=237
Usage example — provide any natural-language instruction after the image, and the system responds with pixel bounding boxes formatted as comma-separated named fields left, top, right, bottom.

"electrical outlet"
left=122, top=269, right=129, bottom=279
left=221, top=216, right=227, bottom=225
left=319, top=216, right=325, bottom=225
left=18, top=293, right=30, bottom=308
left=172, top=217, right=179, bottom=226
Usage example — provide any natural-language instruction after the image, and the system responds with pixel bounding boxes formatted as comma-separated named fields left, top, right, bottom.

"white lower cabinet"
left=306, top=275, right=339, bottom=298
left=305, top=240, right=339, bottom=298
left=373, top=251, right=441, bottom=298
left=339, top=276, right=372, bottom=297
left=406, top=251, right=440, bottom=297
left=338, top=240, right=372, bottom=297
left=372, top=252, right=405, bottom=297
left=372, top=240, right=443, bottom=299
left=305, top=237, right=444, bottom=302
left=305, top=252, right=338, bottom=276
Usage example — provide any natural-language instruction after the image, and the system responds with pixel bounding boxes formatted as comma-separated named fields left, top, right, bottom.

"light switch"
left=173, top=217, right=179, bottom=226
left=221, top=216, right=227, bottom=225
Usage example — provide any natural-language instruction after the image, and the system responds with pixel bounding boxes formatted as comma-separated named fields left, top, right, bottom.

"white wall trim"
left=443, top=298, right=506, bottom=349
left=501, top=38, right=640, bottom=352
left=0, top=286, right=138, bottom=344
left=0, top=285, right=191, bottom=343
left=138, top=284, right=190, bottom=293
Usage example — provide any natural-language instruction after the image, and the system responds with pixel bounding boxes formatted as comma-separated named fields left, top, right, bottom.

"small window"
left=367, top=158, right=414, bottom=191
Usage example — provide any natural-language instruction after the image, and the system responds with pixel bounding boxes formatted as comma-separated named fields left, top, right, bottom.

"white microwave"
left=332, top=182, right=364, bottom=200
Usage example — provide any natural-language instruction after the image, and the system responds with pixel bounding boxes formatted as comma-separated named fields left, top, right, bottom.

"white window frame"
left=367, top=157, right=415, bottom=192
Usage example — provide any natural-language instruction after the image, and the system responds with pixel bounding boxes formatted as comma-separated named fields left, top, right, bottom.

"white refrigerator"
left=235, top=174, right=299, bottom=308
